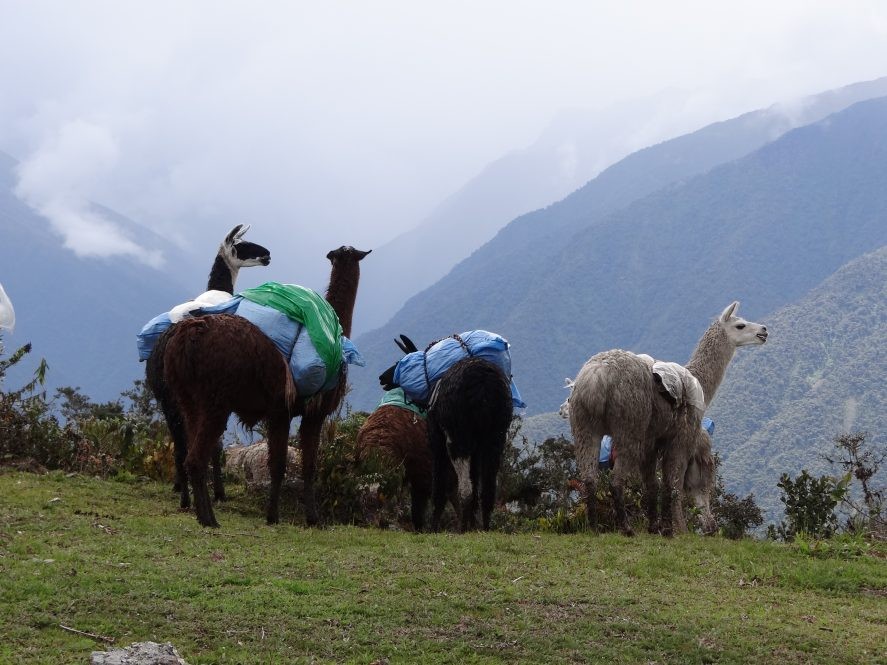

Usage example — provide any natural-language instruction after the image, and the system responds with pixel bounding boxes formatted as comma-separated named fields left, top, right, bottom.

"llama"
left=296, top=246, right=370, bottom=525
left=146, top=224, right=270, bottom=510
left=568, top=302, right=767, bottom=536
left=162, top=246, right=369, bottom=527
left=427, top=357, right=514, bottom=532
left=356, top=386, right=459, bottom=531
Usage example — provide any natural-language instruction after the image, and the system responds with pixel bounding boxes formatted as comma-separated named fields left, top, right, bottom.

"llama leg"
left=660, top=451, right=688, bottom=537
left=479, top=449, right=501, bottom=531
left=212, top=441, right=226, bottom=502
left=641, top=449, right=660, bottom=534
left=184, top=412, right=227, bottom=528
left=172, top=420, right=190, bottom=510
left=162, top=398, right=191, bottom=509
left=573, top=426, right=602, bottom=530
left=298, top=415, right=323, bottom=526
left=410, top=483, right=430, bottom=532
left=265, top=414, right=290, bottom=525
left=456, top=455, right=479, bottom=533
left=429, top=424, right=449, bottom=532
left=610, top=458, right=634, bottom=537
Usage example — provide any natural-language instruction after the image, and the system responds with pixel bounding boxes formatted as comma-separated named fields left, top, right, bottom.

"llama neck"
left=206, top=253, right=238, bottom=293
left=685, top=323, right=735, bottom=411
left=325, top=263, right=361, bottom=337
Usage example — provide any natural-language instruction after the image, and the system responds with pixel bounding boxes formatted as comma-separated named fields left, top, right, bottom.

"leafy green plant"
left=773, top=469, right=849, bottom=541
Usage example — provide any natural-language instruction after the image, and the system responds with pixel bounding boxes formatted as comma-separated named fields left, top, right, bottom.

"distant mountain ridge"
left=350, top=80, right=887, bottom=413
left=354, top=78, right=887, bottom=334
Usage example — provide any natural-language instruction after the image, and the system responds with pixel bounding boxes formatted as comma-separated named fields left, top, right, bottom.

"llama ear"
left=234, top=224, right=250, bottom=241
left=720, top=301, right=739, bottom=322
left=225, top=224, right=245, bottom=246
left=356, top=249, right=372, bottom=260
left=399, top=334, right=418, bottom=353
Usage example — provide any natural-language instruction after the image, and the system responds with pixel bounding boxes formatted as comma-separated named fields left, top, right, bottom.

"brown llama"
left=568, top=302, right=767, bottom=536
left=356, top=393, right=458, bottom=531
left=162, top=246, right=369, bottom=527
left=297, top=246, right=370, bottom=525
left=146, top=224, right=270, bottom=510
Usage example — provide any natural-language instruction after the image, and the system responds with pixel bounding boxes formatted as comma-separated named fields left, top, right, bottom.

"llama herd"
left=146, top=226, right=768, bottom=535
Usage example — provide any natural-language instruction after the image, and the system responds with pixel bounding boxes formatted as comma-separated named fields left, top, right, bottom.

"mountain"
left=0, top=150, right=189, bottom=401
left=708, top=246, right=887, bottom=520
left=350, top=80, right=887, bottom=412
left=354, top=78, right=887, bottom=334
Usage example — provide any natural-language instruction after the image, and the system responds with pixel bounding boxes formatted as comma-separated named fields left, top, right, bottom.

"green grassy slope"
left=2, top=471, right=884, bottom=664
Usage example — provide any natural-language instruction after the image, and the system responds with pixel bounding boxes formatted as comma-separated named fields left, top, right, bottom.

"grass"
left=0, top=470, right=885, bottom=664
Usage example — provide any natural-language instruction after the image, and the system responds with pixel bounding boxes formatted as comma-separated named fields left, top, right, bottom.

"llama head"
left=718, top=301, right=768, bottom=347
left=222, top=224, right=271, bottom=268
left=326, top=246, right=372, bottom=265
left=684, top=429, right=717, bottom=535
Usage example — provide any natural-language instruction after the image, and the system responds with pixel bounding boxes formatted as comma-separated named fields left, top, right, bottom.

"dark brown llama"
left=146, top=224, right=270, bottom=510
left=162, top=246, right=369, bottom=527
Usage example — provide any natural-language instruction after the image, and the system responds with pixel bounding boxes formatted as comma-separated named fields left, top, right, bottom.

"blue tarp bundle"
left=136, top=295, right=364, bottom=397
left=392, top=330, right=525, bottom=408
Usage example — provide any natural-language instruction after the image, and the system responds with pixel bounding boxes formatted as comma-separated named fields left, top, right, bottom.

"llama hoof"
left=198, top=516, right=220, bottom=528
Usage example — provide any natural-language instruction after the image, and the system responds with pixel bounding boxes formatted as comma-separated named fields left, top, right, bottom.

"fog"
left=2, top=1, right=886, bottom=292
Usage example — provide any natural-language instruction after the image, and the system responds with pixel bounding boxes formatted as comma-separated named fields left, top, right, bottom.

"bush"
left=772, top=469, right=848, bottom=541
left=823, top=432, right=885, bottom=540
left=710, top=453, right=764, bottom=539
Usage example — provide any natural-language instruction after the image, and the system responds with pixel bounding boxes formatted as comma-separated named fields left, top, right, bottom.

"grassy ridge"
left=1, top=471, right=884, bottom=664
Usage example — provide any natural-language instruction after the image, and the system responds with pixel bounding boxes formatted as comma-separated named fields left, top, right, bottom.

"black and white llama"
left=380, top=335, right=514, bottom=532
left=146, top=224, right=270, bottom=508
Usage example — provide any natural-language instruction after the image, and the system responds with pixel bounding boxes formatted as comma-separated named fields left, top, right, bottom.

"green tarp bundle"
left=240, top=282, right=343, bottom=381
left=376, top=387, right=426, bottom=418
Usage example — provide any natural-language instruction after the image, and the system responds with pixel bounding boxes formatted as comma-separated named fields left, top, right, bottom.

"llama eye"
left=735, top=324, right=746, bottom=330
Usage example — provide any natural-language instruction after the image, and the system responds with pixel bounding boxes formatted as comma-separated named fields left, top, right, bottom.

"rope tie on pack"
left=422, top=333, right=473, bottom=389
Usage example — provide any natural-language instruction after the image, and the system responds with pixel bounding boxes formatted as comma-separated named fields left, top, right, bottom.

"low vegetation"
left=2, top=338, right=886, bottom=662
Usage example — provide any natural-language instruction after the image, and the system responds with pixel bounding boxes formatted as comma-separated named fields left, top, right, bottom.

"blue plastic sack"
left=393, top=330, right=525, bottom=408
left=137, top=312, right=174, bottom=361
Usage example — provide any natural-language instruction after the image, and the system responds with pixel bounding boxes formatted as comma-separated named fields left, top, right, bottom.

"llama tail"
left=571, top=362, right=612, bottom=432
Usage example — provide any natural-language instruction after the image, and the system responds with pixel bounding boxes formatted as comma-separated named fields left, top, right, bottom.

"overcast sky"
left=2, top=1, right=887, bottom=289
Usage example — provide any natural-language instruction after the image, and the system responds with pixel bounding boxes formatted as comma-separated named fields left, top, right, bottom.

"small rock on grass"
left=90, top=641, right=189, bottom=665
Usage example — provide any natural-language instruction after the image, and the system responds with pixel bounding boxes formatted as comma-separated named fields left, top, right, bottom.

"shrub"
left=823, top=432, right=885, bottom=540
left=772, top=469, right=848, bottom=541
left=709, top=453, right=764, bottom=539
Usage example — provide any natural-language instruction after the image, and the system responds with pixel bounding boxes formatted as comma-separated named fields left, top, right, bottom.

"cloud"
left=14, top=118, right=164, bottom=267
left=2, top=1, right=887, bottom=286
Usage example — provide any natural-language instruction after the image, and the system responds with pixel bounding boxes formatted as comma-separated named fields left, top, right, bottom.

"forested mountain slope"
left=708, top=246, right=887, bottom=520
